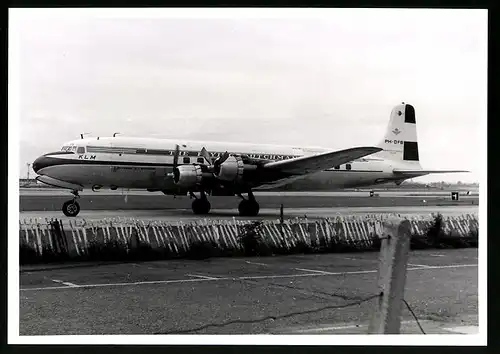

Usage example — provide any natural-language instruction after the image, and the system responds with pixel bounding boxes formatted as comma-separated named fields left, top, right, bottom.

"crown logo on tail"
left=392, top=128, right=401, bottom=135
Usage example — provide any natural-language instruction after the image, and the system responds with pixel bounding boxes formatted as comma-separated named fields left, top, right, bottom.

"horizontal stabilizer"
left=393, top=169, right=469, bottom=175
left=264, top=146, right=382, bottom=175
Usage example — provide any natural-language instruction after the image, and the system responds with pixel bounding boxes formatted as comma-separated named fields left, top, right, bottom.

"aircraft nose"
left=32, top=155, right=46, bottom=174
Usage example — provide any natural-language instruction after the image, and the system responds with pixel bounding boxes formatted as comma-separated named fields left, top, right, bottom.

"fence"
left=19, top=213, right=478, bottom=264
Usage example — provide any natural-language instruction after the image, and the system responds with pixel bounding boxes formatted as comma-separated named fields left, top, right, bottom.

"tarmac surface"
left=19, top=248, right=478, bottom=335
left=19, top=189, right=479, bottom=214
left=19, top=188, right=479, bottom=223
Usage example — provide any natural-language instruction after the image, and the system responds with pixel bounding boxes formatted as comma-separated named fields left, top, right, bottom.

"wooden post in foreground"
left=368, top=218, right=411, bottom=334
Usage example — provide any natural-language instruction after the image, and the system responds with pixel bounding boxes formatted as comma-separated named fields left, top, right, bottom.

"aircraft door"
left=108, top=139, right=122, bottom=185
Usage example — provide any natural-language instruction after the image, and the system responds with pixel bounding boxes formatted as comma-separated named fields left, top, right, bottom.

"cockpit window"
left=77, top=146, right=85, bottom=154
left=61, top=145, right=79, bottom=153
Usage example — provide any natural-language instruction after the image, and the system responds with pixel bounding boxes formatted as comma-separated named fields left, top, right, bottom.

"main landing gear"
left=237, top=190, right=260, bottom=217
left=190, top=191, right=211, bottom=215
left=62, top=190, right=81, bottom=217
left=189, top=189, right=260, bottom=217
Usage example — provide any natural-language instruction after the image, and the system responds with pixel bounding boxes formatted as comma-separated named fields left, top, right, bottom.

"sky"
left=10, top=8, right=487, bottom=183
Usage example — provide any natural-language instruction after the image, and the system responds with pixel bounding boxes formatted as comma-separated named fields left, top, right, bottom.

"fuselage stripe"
left=40, top=160, right=383, bottom=173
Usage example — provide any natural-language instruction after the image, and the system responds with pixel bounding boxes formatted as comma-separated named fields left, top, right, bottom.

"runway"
left=19, top=188, right=479, bottom=215
left=19, top=248, right=478, bottom=335
left=20, top=205, right=479, bottom=223
left=19, top=187, right=479, bottom=222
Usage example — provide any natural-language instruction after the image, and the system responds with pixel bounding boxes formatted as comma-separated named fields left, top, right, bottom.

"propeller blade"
left=200, top=147, right=213, bottom=165
left=218, top=151, right=230, bottom=164
left=213, top=151, right=230, bottom=175
left=173, top=144, right=180, bottom=167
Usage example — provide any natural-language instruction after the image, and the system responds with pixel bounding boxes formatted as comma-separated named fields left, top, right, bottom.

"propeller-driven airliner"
left=32, top=103, right=468, bottom=217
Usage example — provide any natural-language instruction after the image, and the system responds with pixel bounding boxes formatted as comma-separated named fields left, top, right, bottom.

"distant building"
left=19, top=178, right=40, bottom=187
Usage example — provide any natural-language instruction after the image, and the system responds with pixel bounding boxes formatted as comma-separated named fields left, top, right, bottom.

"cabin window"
left=346, top=164, right=352, bottom=170
left=334, top=165, right=340, bottom=170
left=77, top=147, right=85, bottom=154
left=183, top=157, right=190, bottom=164
left=197, top=157, right=205, bottom=164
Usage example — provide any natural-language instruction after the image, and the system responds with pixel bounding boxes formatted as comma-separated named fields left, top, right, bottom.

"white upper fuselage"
left=33, top=136, right=408, bottom=191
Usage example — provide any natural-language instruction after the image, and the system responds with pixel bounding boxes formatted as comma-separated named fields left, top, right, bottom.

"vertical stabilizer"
left=375, top=103, right=422, bottom=167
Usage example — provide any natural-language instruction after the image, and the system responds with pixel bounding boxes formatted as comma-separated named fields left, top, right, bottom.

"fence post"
left=368, top=218, right=411, bottom=334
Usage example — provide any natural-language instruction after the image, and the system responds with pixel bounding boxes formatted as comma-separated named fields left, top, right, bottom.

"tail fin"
left=375, top=102, right=421, bottom=167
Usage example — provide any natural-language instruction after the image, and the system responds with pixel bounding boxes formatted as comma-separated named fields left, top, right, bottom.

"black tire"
left=238, top=199, right=260, bottom=217
left=192, top=199, right=211, bottom=215
left=62, top=200, right=80, bottom=217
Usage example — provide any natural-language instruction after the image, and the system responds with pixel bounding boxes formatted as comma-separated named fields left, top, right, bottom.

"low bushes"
left=410, top=213, right=478, bottom=250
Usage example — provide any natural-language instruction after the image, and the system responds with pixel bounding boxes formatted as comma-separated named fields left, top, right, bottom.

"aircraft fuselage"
left=33, top=137, right=410, bottom=193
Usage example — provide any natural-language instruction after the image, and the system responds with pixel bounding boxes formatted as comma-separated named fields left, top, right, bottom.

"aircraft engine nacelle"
left=173, top=164, right=203, bottom=188
left=215, top=155, right=245, bottom=183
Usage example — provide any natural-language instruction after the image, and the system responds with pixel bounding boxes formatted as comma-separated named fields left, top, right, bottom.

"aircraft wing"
left=262, top=146, right=383, bottom=175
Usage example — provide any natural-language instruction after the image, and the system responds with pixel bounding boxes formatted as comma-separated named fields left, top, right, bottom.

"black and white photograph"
left=9, top=7, right=486, bottom=345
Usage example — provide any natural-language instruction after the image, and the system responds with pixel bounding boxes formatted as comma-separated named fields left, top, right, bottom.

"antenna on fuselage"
left=113, top=132, right=120, bottom=137
left=80, top=132, right=91, bottom=139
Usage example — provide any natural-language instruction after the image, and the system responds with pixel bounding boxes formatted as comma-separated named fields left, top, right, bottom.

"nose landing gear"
left=62, top=190, right=81, bottom=217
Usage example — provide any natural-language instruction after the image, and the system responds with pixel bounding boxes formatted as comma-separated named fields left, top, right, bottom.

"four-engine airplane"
left=32, top=103, right=468, bottom=217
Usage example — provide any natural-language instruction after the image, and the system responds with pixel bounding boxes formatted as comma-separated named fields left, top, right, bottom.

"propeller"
left=200, top=147, right=230, bottom=175
left=167, top=144, right=181, bottom=180
left=167, top=144, right=182, bottom=198
left=200, top=147, right=212, bottom=166
left=173, top=144, right=180, bottom=168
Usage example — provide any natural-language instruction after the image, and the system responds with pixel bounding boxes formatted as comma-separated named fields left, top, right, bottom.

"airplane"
left=32, top=103, right=468, bottom=217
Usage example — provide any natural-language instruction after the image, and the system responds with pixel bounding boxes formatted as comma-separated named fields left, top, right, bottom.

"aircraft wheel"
left=192, top=198, right=211, bottom=215
left=62, top=200, right=80, bottom=217
left=238, top=199, right=260, bottom=217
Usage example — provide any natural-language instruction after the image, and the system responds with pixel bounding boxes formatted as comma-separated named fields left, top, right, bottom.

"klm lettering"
left=78, top=154, right=97, bottom=160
